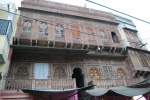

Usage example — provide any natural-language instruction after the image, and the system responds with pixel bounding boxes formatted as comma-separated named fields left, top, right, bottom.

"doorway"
left=72, top=68, right=84, bottom=88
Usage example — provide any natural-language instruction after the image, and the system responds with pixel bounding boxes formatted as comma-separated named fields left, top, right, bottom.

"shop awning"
left=22, top=85, right=95, bottom=94
left=86, top=86, right=150, bottom=97
left=129, top=77, right=150, bottom=88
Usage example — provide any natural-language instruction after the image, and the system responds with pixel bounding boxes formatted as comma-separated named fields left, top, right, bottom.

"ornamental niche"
left=15, top=65, right=29, bottom=79
left=117, top=68, right=125, bottom=78
left=54, top=66, right=67, bottom=79
left=89, top=67, right=100, bottom=79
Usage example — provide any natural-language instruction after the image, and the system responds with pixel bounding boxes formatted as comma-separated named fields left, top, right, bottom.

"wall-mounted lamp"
left=97, top=46, right=101, bottom=51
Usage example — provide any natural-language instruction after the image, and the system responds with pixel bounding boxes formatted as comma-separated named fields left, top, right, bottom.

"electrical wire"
left=86, top=0, right=150, bottom=24
left=0, top=8, right=148, bottom=46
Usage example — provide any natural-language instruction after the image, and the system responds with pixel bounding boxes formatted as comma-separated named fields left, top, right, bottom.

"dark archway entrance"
left=72, top=68, right=84, bottom=99
left=72, top=68, right=84, bottom=88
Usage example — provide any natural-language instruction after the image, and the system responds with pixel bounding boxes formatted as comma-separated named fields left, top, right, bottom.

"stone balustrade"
left=5, top=78, right=76, bottom=90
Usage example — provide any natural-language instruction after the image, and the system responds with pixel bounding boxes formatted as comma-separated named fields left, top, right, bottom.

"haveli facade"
left=0, top=0, right=150, bottom=100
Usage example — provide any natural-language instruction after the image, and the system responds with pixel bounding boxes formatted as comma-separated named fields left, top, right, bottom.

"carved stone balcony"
left=5, top=79, right=76, bottom=90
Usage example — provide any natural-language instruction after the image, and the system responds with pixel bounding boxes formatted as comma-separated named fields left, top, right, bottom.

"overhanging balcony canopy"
left=129, top=77, right=150, bottom=88
left=86, top=86, right=150, bottom=97
left=11, top=45, right=90, bottom=54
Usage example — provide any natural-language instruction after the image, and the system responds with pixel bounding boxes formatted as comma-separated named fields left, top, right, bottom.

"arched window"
left=99, top=30, right=107, bottom=43
left=89, top=68, right=100, bottom=79
left=71, top=26, right=80, bottom=39
left=54, top=67, right=66, bottom=79
left=117, top=68, right=125, bottom=78
left=111, top=32, right=119, bottom=43
left=103, top=66, right=114, bottom=79
left=134, top=52, right=142, bottom=67
left=140, top=54, right=149, bottom=67
left=39, top=22, right=48, bottom=35
left=15, top=66, right=29, bottom=79
left=87, top=28, right=95, bottom=41
left=55, top=24, right=64, bottom=37
left=130, top=52, right=136, bottom=65
left=22, top=20, right=31, bottom=34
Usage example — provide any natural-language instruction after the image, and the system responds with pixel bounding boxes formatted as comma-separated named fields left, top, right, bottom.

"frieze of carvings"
left=53, top=57, right=66, bottom=62
left=69, top=58, right=83, bottom=63
left=35, top=55, right=50, bottom=61
left=13, top=54, right=51, bottom=61
left=101, top=59, right=111, bottom=64
left=12, top=55, right=34, bottom=61
left=20, top=33, right=31, bottom=38
left=113, top=60, right=123, bottom=65
left=86, top=59, right=98, bottom=63
left=38, top=35, right=48, bottom=40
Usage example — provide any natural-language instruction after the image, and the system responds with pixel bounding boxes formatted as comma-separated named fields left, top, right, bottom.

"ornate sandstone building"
left=0, top=0, right=149, bottom=100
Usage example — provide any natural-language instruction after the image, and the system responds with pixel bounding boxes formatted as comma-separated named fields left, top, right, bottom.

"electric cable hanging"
left=86, top=0, right=150, bottom=24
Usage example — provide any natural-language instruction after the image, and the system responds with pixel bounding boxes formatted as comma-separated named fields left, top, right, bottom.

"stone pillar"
left=48, top=79, right=51, bottom=89
left=123, top=78, right=127, bottom=86
left=1, top=75, right=7, bottom=90
left=113, top=79, right=116, bottom=87
left=73, top=78, right=76, bottom=88
left=32, top=79, right=35, bottom=90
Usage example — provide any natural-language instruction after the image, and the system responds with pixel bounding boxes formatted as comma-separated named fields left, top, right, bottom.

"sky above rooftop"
left=2, top=0, right=150, bottom=50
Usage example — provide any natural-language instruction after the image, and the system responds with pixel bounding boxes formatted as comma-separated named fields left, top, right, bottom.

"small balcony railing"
left=5, top=78, right=76, bottom=90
